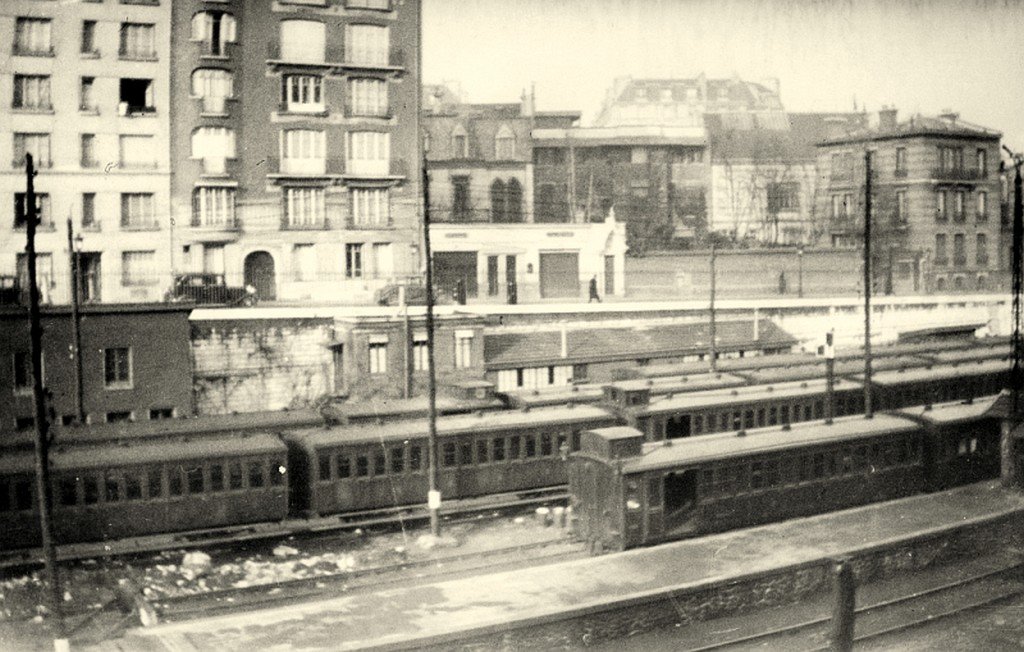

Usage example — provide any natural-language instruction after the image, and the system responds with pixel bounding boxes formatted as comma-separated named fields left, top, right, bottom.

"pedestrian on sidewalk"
left=589, top=276, right=601, bottom=303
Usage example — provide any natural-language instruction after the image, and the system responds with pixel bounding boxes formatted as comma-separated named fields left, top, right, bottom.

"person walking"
left=589, top=275, right=601, bottom=303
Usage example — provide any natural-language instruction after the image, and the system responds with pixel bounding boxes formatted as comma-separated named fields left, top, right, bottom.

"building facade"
left=1, top=0, right=173, bottom=304
left=169, top=0, right=422, bottom=304
left=817, top=110, right=1002, bottom=294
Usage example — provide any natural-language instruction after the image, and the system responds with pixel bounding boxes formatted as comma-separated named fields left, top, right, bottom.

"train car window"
left=125, top=474, right=142, bottom=501
left=556, top=434, right=567, bottom=456
left=270, top=460, right=285, bottom=486
left=525, top=435, right=536, bottom=458
left=768, top=407, right=778, bottom=426
left=814, top=401, right=824, bottom=419
left=229, top=462, right=243, bottom=490
left=391, top=447, right=405, bottom=473
left=750, top=462, right=764, bottom=489
left=410, top=446, right=422, bottom=471
left=187, top=466, right=204, bottom=494
left=647, top=476, right=662, bottom=506
left=148, top=468, right=163, bottom=499
left=731, top=412, right=742, bottom=431
left=84, top=474, right=100, bottom=504
left=460, top=441, right=473, bottom=465
left=493, top=438, right=506, bottom=462
left=374, top=453, right=386, bottom=476
left=780, top=405, right=790, bottom=425
left=318, top=453, right=332, bottom=481
left=59, top=477, right=78, bottom=506
left=0, top=480, right=9, bottom=512
left=803, top=404, right=813, bottom=421
left=210, top=464, right=224, bottom=491
left=509, top=436, right=521, bottom=459
left=572, top=430, right=582, bottom=451
left=765, top=460, right=780, bottom=487
left=477, top=439, right=489, bottom=464
left=443, top=442, right=457, bottom=467
left=756, top=408, right=766, bottom=428
left=356, top=455, right=369, bottom=477
left=169, top=468, right=184, bottom=497
left=249, top=461, right=265, bottom=488
left=693, top=415, right=703, bottom=435
left=14, top=480, right=32, bottom=511
left=744, top=410, right=755, bottom=429
left=540, top=434, right=552, bottom=456
left=337, top=455, right=352, bottom=478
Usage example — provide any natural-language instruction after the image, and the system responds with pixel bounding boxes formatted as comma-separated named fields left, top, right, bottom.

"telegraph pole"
left=863, top=151, right=874, bottom=418
left=422, top=160, right=441, bottom=538
left=25, top=154, right=65, bottom=644
left=67, top=219, right=85, bottom=424
left=708, top=242, right=718, bottom=372
left=1004, top=146, right=1023, bottom=415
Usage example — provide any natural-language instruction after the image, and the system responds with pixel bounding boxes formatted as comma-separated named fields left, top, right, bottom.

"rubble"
left=272, top=544, right=300, bottom=558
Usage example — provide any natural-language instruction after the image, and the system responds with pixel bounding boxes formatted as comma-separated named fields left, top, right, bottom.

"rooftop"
left=820, top=113, right=1002, bottom=146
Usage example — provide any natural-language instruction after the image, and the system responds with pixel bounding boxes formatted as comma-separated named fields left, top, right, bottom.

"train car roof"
left=50, top=433, right=287, bottom=471
left=613, top=414, right=920, bottom=473
left=929, top=348, right=1009, bottom=364
left=895, top=395, right=999, bottom=424
left=0, top=450, right=36, bottom=475
left=633, top=377, right=863, bottom=416
left=288, top=403, right=616, bottom=447
left=635, top=353, right=815, bottom=378
left=503, top=385, right=604, bottom=408
left=605, top=372, right=747, bottom=394
left=854, top=359, right=1007, bottom=385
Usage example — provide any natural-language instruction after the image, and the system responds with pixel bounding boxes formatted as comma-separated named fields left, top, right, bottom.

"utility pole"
left=422, top=160, right=441, bottom=538
left=708, top=242, right=717, bottom=372
left=863, top=151, right=874, bottom=418
left=797, top=247, right=804, bottom=298
left=67, top=219, right=85, bottom=425
left=1004, top=146, right=1023, bottom=415
left=25, top=154, right=65, bottom=645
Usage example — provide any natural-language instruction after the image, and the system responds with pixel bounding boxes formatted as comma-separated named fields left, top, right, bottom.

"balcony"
left=281, top=216, right=330, bottom=231
left=340, top=47, right=406, bottom=74
left=343, top=105, right=393, bottom=120
left=952, top=256, right=967, bottom=268
left=343, top=158, right=407, bottom=181
left=118, top=49, right=158, bottom=62
left=191, top=215, right=241, bottom=238
left=266, top=43, right=405, bottom=75
left=14, top=219, right=56, bottom=232
left=12, top=158, right=52, bottom=169
left=931, top=167, right=983, bottom=182
left=12, top=45, right=54, bottom=58
left=266, top=43, right=345, bottom=70
left=200, top=95, right=230, bottom=116
left=120, top=219, right=161, bottom=231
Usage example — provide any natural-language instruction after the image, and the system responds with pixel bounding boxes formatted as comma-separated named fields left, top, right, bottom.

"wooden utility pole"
left=25, top=154, right=65, bottom=642
left=422, top=160, right=441, bottom=538
left=863, top=151, right=874, bottom=418
left=708, top=243, right=718, bottom=372
left=67, top=218, right=85, bottom=424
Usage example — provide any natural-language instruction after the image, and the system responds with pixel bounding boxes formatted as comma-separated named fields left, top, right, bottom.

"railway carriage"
left=858, top=359, right=1008, bottom=410
left=569, top=415, right=926, bottom=552
left=284, top=404, right=619, bottom=517
left=1, top=452, right=38, bottom=550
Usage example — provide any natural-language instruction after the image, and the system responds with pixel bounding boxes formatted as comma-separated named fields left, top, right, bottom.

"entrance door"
left=76, top=253, right=101, bottom=302
left=505, top=255, right=517, bottom=304
left=604, top=255, right=615, bottom=296
left=433, top=252, right=477, bottom=299
left=539, top=252, right=580, bottom=298
left=244, top=251, right=276, bottom=300
left=665, top=414, right=691, bottom=439
left=662, top=470, right=699, bottom=535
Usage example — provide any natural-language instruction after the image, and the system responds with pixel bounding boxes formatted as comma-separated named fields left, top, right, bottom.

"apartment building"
left=169, top=0, right=421, bottom=304
left=817, top=109, right=1002, bottom=294
left=1, top=0, right=173, bottom=304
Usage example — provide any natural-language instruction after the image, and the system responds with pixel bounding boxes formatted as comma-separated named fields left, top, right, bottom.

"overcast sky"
left=423, top=0, right=1024, bottom=153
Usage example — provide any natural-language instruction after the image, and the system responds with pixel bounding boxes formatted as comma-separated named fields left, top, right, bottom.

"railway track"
left=691, top=560, right=1024, bottom=651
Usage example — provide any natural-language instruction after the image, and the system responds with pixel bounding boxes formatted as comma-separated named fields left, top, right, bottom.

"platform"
left=114, top=481, right=1024, bottom=651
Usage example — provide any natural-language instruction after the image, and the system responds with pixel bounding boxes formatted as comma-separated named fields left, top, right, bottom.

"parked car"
left=166, top=274, right=257, bottom=306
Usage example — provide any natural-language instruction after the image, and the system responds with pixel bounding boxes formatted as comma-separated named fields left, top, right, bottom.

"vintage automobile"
left=166, top=273, right=257, bottom=306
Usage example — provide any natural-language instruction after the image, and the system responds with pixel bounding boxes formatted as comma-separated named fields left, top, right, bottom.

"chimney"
left=879, top=107, right=898, bottom=132
left=520, top=83, right=535, bottom=118
left=939, top=109, right=960, bottom=122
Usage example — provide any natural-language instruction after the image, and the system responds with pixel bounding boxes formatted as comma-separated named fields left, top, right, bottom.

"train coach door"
left=665, top=415, right=691, bottom=439
left=662, top=470, right=698, bottom=537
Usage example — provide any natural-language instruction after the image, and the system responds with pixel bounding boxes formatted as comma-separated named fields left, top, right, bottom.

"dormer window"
left=494, top=125, right=515, bottom=160
left=452, top=125, right=468, bottom=158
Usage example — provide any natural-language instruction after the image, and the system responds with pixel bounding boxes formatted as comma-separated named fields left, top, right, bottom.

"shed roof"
left=852, top=359, right=1006, bottom=385
left=635, top=377, right=862, bottom=416
left=897, top=395, right=998, bottom=424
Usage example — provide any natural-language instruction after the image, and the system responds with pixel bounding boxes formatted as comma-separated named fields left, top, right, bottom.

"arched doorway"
left=244, top=251, right=276, bottom=301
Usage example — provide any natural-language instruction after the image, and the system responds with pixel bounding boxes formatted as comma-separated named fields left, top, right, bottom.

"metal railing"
left=931, top=167, right=983, bottom=181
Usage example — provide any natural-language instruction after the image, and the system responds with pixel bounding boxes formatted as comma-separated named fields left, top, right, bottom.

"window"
left=121, top=251, right=156, bottom=286
left=977, top=191, right=987, bottom=221
left=346, top=24, right=389, bottom=65
left=346, top=131, right=390, bottom=175
left=81, top=21, right=97, bottom=55
left=293, top=244, right=316, bottom=281
left=766, top=182, right=799, bottom=212
left=390, top=447, right=404, bottom=473
left=284, top=187, right=325, bottom=227
left=229, top=463, right=243, bottom=489
left=490, top=179, right=507, bottom=222
left=348, top=78, right=388, bottom=116
left=281, top=129, right=325, bottom=174
left=487, top=256, right=499, bottom=296
left=936, top=190, right=947, bottom=221
left=193, top=187, right=236, bottom=227
left=347, top=0, right=391, bottom=8
left=13, top=133, right=51, bottom=168
left=80, top=77, right=96, bottom=112
left=895, top=147, right=907, bottom=175
left=935, top=234, right=948, bottom=265
left=977, top=233, right=988, bottom=265
left=13, top=351, right=35, bottom=394
left=14, top=193, right=52, bottom=229
left=150, top=408, right=173, bottom=420
left=15, top=253, right=53, bottom=303
left=452, top=127, right=468, bottom=158
left=953, top=190, right=966, bottom=221
left=282, top=75, right=324, bottom=113
left=121, top=193, right=156, bottom=228
left=279, top=20, right=326, bottom=64
left=210, top=465, right=224, bottom=491
left=631, top=148, right=648, bottom=164
left=191, top=127, right=236, bottom=172
left=831, top=193, right=851, bottom=219
left=119, top=78, right=155, bottom=114
left=371, top=243, right=392, bottom=278
left=81, top=134, right=97, bottom=168
left=346, top=243, right=363, bottom=278
left=413, top=334, right=428, bottom=371
left=953, top=233, right=966, bottom=267
left=351, top=188, right=389, bottom=226
left=14, top=18, right=52, bottom=55
left=104, top=347, right=132, bottom=388
left=192, top=69, right=233, bottom=113
left=895, top=190, right=907, bottom=223
left=495, top=126, right=515, bottom=160
left=190, top=11, right=236, bottom=56
left=203, top=244, right=225, bottom=274
left=119, top=23, right=156, bottom=60
left=452, top=176, right=471, bottom=221
left=368, top=341, right=387, bottom=374
left=13, top=75, right=51, bottom=110
left=82, top=193, right=96, bottom=228
left=454, top=331, right=473, bottom=368
left=977, top=148, right=987, bottom=176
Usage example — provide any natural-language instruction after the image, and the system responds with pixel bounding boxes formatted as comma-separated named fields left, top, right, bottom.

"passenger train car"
left=569, top=396, right=1001, bottom=552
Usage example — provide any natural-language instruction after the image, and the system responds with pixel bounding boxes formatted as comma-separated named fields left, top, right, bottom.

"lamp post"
left=797, top=247, right=804, bottom=298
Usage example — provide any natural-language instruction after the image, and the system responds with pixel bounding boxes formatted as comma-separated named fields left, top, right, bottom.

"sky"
left=423, top=0, right=1024, bottom=153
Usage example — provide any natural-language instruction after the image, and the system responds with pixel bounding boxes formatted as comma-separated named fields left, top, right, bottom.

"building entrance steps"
left=113, top=481, right=1024, bottom=651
